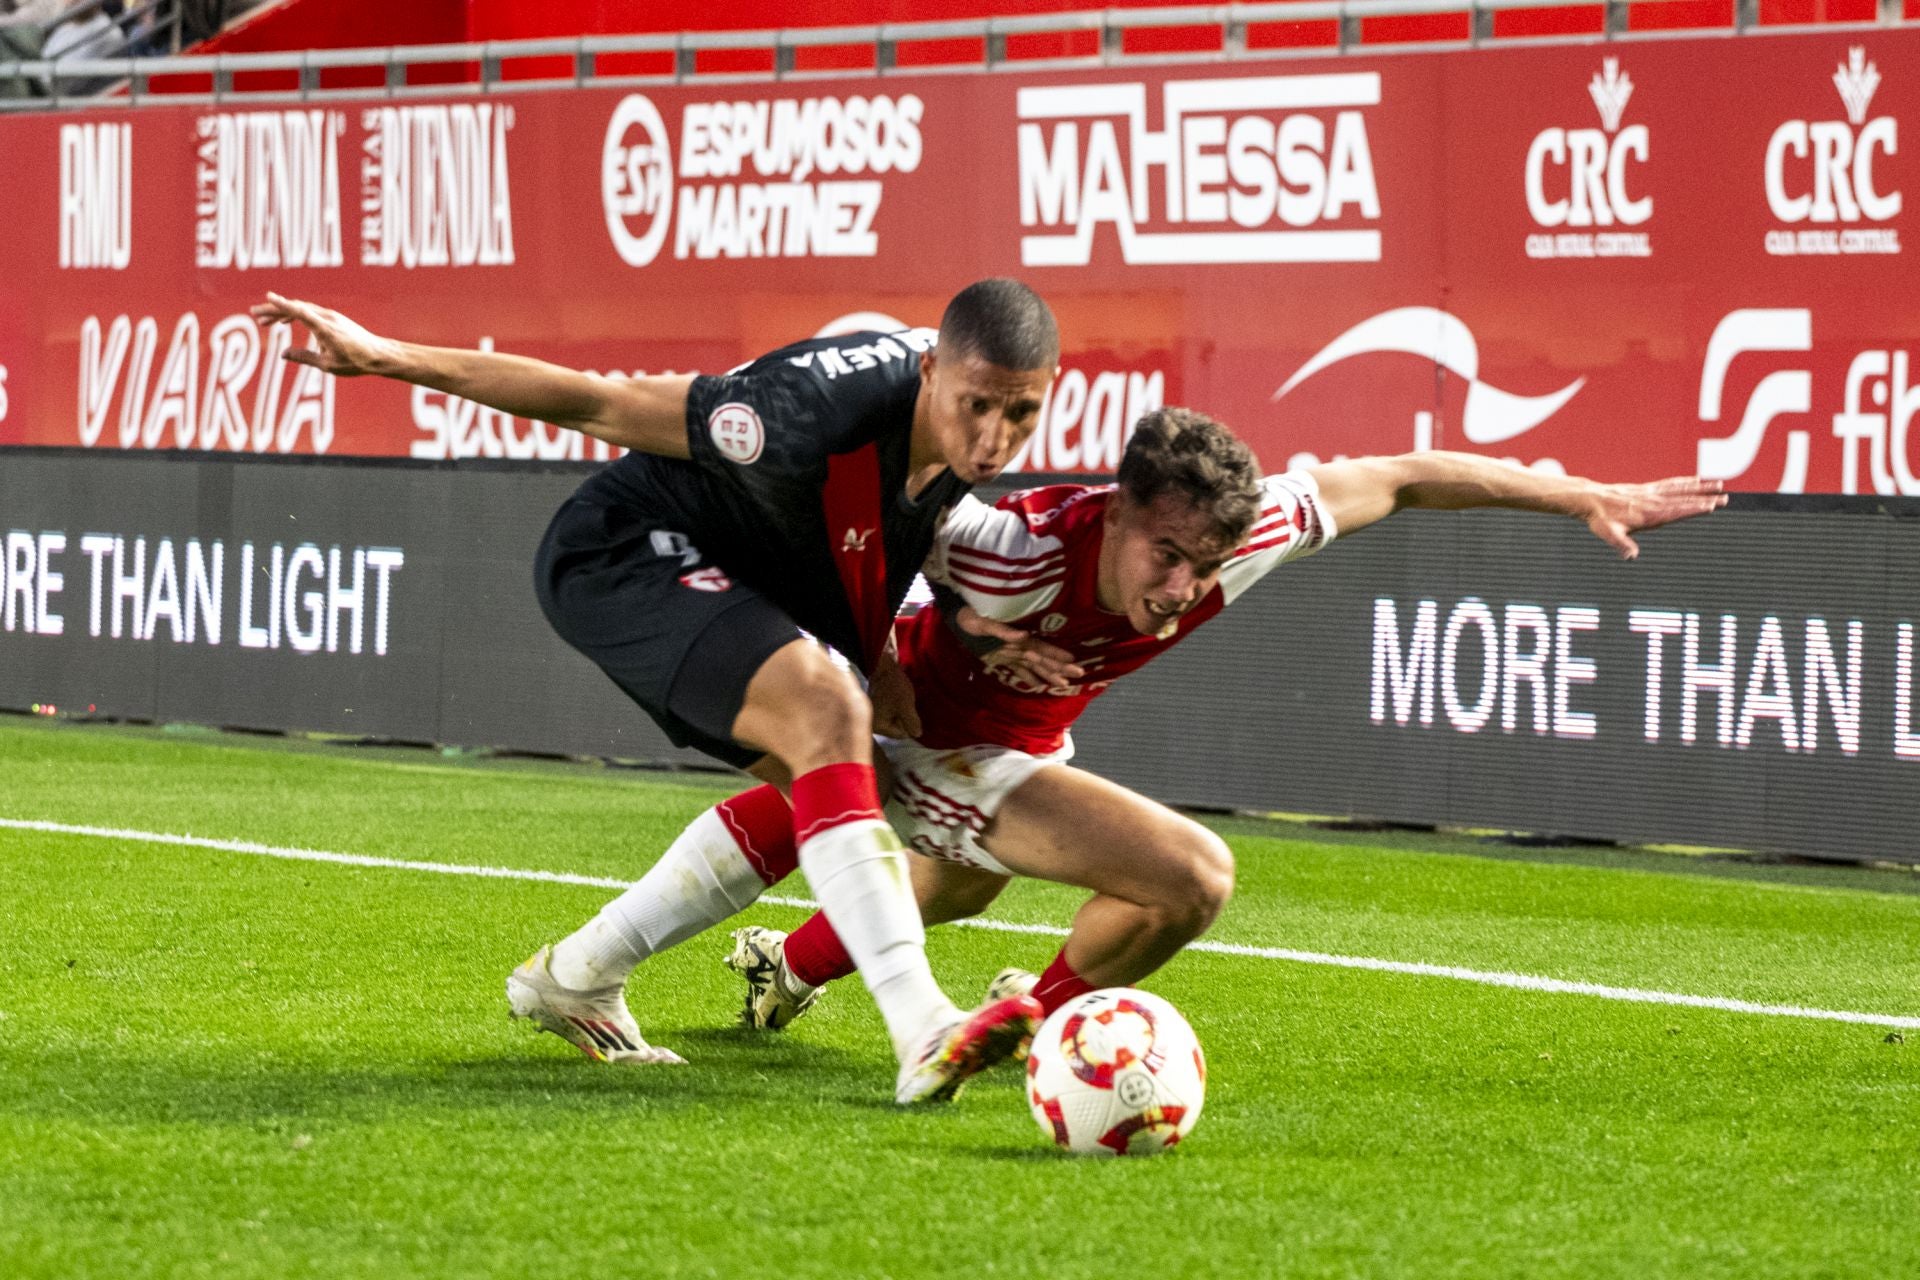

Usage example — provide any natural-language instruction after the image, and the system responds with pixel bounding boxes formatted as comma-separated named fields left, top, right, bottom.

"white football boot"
left=724, top=926, right=822, bottom=1030
left=894, top=994, right=1042, bottom=1106
left=506, top=946, right=685, bottom=1065
left=985, top=967, right=1039, bottom=1004
left=984, top=967, right=1041, bottom=1060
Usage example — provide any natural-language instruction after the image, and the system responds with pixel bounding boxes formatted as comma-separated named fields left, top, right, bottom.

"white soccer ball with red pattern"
left=1025, top=988, right=1206, bottom=1156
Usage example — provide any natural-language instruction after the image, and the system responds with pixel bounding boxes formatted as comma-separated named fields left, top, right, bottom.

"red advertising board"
left=4, top=29, right=1917, bottom=490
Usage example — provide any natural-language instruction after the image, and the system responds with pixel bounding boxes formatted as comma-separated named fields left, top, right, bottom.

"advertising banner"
left=3, top=453, right=1915, bottom=860
left=0, top=451, right=707, bottom=763
left=3, top=30, right=1919, bottom=491
left=1075, top=500, right=1920, bottom=862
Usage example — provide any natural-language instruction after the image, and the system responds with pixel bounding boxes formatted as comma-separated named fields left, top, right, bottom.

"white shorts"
left=879, top=736, right=1074, bottom=876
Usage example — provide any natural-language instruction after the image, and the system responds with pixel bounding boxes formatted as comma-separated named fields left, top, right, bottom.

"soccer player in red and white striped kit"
left=539, top=405, right=1723, bottom=1049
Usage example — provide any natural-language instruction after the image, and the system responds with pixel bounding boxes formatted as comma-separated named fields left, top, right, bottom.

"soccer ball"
left=1025, top=988, right=1206, bottom=1156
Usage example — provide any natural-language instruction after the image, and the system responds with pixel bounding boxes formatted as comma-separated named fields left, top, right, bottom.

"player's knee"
left=1190, top=829, right=1235, bottom=927
left=1154, top=825, right=1234, bottom=936
left=749, top=644, right=871, bottom=763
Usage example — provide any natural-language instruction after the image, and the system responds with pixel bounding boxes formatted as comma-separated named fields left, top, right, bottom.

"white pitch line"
left=6, top=816, right=1919, bottom=1032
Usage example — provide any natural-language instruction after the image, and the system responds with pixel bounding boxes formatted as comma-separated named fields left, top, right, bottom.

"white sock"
left=798, top=817, right=959, bottom=1059
left=548, top=806, right=768, bottom=990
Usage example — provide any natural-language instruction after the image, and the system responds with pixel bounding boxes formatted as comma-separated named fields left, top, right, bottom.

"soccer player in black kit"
left=251, top=281, right=1058, bottom=1103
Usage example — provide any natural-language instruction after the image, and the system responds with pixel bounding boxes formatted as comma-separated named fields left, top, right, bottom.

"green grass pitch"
left=1, top=718, right=1916, bottom=1279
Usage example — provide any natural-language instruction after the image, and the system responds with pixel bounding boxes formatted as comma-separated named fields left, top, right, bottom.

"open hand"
left=1585, top=476, right=1728, bottom=559
left=250, top=292, right=399, bottom=377
left=958, top=607, right=1085, bottom=690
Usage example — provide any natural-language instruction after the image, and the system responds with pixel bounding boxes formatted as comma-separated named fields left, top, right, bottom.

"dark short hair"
left=1115, top=408, right=1264, bottom=546
left=937, top=278, right=1059, bottom=371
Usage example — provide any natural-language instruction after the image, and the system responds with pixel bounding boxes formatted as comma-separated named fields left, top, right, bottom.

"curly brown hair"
left=1115, top=407, right=1264, bottom=545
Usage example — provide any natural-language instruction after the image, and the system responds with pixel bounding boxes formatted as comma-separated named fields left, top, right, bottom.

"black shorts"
left=534, top=495, right=803, bottom=769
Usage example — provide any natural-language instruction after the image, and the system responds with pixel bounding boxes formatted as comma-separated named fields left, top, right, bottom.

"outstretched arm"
left=250, top=292, right=696, bottom=458
left=1308, top=452, right=1726, bottom=559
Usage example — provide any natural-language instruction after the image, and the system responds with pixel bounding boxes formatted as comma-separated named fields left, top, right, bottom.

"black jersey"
left=573, top=328, right=967, bottom=673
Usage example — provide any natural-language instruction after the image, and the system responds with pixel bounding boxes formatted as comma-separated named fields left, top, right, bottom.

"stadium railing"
left=0, top=0, right=1910, bottom=110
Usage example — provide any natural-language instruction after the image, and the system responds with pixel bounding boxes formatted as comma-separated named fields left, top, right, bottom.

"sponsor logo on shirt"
left=679, top=567, right=733, bottom=593
left=708, top=402, right=765, bottom=464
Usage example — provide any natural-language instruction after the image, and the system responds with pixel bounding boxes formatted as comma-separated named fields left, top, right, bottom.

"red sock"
left=1031, top=948, right=1096, bottom=1016
left=782, top=910, right=858, bottom=988
left=714, top=784, right=797, bottom=885
left=790, top=762, right=884, bottom=845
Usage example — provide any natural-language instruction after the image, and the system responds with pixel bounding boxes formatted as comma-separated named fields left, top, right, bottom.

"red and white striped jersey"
left=897, top=471, right=1335, bottom=754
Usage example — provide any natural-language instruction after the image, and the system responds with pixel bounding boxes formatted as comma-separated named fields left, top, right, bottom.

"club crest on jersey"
left=708, top=402, right=764, bottom=464
left=679, top=567, right=733, bottom=592
left=938, top=752, right=977, bottom=778
left=1039, top=613, right=1067, bottom=633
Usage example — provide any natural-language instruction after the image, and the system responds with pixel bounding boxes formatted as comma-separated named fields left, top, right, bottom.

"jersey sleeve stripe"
left=946, top=570, right=1069, bottom=597
left=1245, top=508, right=1300, bottom=538
left=943, top=555, right=1066, bottom=584
left=945, top=544, right=1067, bottom=571
left=1230, top=529, right=1298, bottom=560
left=1215, top=471, right=1333, bottom=605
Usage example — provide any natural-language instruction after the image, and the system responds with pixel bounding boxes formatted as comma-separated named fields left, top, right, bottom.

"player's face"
left=918, top=348, right=1053, bottom=484
left=1099, top=491, right=1236, bottom=635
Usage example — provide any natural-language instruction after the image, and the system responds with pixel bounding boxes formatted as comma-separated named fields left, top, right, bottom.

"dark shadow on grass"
left=1203, top=813, right=1920, bottom=899
left=968, top=1144, right=1081, bottom=1162
left=663, top=1025, right=816, bottom=1049
left=3, top=1034, right=881, bottom=1127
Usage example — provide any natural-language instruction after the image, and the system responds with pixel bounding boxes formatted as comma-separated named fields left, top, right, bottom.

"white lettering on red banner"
left=76, top=312, right=334, bottom=453
left=59, top=122, right=131, bottom=270
left=1005, top=362, right=1166, bottom=473
left=194, top=110, right=346, bottom=270
left=1523, top=59, right=1652, bottom=260
left=1016, top=74, right=1383, bottom=267
left=601, top=92, right=922, bottom=266
left=1763, top=48, right=1902, bottom=256
left=360, top=104, right=516, bottom=268
left=1697, top=308, right=1920, bottom=494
